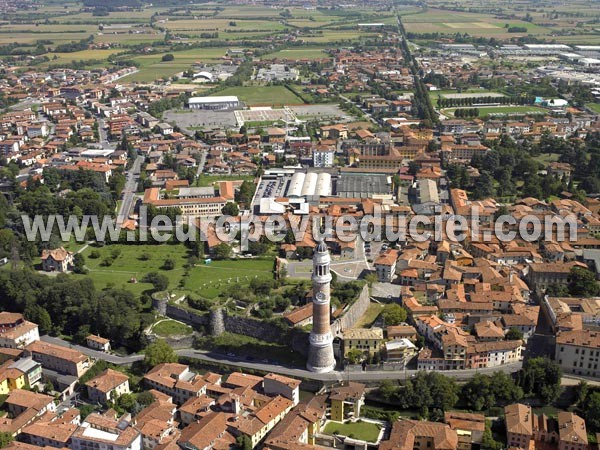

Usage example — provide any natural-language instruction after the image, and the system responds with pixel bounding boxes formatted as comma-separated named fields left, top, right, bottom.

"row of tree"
left=375, top=357, right=562, bottom=420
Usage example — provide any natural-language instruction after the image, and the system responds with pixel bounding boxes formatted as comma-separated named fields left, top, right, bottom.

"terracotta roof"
left=86, top=369, right=129, bottom=393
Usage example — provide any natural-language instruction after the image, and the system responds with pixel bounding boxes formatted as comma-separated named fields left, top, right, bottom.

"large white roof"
left=188, top=96, right=239, bottom=103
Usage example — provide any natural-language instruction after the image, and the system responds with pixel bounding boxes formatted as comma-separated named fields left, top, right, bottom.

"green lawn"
left=586, top=103, right=600, bottom=114
left=184, top=258, right=274, bottom=298
left=78, top=243, right=275, bottom=298
left=212, top=86, right=304, bottom=107
left=353, top=303, right=383, bottom=328
left=532, top=153, right=561, bottom=165
left=196, top=332, right=305, bottom=365
left=151, top=319, right=193, bottom=336
left=195, top=174, right=255, bottom=187
left=323, top=421, right=382, bottom=442
left=79, top=243, right=190, bottom=295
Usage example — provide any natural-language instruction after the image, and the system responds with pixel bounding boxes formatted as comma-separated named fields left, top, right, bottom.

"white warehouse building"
left=187, top=96, right=241, bottom=110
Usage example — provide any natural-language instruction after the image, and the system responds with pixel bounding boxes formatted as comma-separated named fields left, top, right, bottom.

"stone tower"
left=307, top=241, right=336, bottom=373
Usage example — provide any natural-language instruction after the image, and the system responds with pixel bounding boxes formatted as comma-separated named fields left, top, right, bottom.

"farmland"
left=402, top=9, right=549, bottom=37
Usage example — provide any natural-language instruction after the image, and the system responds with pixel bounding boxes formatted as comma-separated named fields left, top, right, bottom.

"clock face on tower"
left=315, top=292, right=326, bottom=302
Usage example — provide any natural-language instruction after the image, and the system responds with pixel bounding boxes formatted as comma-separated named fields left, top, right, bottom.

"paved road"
left=40, top=335, right=144, bottom=365
left=195, top=149, right=207, bottom=179
left=338, top=94, right=378, bottom=125
left=42, top=334, right=524, bottom=383
left=117, top=155, right=144, bottom=225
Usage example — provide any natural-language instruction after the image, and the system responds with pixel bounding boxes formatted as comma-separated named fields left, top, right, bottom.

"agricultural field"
left=212, top=86, right=304, bottom=107
left=41, top=49, right=121, bottom=67
left=124, top=48, right=229, bottom=82
left=402, top=9, right=550, bottom=37
left=261, top=47, right=329, bottom=61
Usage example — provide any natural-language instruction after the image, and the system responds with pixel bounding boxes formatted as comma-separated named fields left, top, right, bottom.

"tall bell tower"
left=307, top=241, right=336, bottom=373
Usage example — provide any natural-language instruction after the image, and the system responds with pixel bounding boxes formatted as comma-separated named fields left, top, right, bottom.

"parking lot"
left=163, top=109, right=238, bottom=133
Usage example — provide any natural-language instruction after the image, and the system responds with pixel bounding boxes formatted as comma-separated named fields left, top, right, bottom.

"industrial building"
left=187, top=96, right=241, bottom=111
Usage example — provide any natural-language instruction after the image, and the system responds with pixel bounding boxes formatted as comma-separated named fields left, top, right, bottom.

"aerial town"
left=1, top=0, right=600, bottom=448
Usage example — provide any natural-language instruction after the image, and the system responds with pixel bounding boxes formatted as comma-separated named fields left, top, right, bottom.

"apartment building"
left=263, top=373, right=301, bottom=406
left=0, top=312, right=40, bottom=349
left=329, top=382, right=365, bottom=422
left=21, top=409, right=80, bottom=448
left=25, top=341, right=90, bottom=378
left=143, top=363, right=207, bottom=405
left=380, top=419, right=458, bottom=450
left=374, top=249, right=399, bottom=282
left=86, top=369, right=130, bottom=405
left=556, top=329, right=600, bottom=378
left=505, top=404, right=588, bottom=450
left=71, top=414, right=142, bottom=450
left=342, top=328, right=384, bottom=359
left=234, top=395, right=294, bottom=448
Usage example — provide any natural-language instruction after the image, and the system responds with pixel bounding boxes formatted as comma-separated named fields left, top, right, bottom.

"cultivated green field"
left=212, top=86, right=304, bottom=106
left=124, top=48, right=229, bottom=82
left=262, top=48, right=329, bottom=60
left=403, top=8, right=549, bottom=37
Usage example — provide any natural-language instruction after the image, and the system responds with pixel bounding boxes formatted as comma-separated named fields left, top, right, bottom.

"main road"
left=41, top=335, right=521, bottom=383
left=117, top=155, right=144, bottom=225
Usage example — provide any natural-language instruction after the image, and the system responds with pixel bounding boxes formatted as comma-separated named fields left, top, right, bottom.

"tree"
left=0, top=431, right=13, bottom=448
left=481, top=422, right=503, bottom=450
left=382, top=304, right=408, bottom=326
left=364, top=272, right=377, bottom=286
left=221, top=202, right=240, bottom=216
left=143, top=272, right=169, bottom=291
left=144, top=340, right=178, bottom=369
left=346, top=348, right=364, bottom=364
left=24, top=305, right=52, bottom=334
left=568, top=267, right=600, bottom=297
left=213, top=243, right=232, bottom=260
left=516, top=357, right=562, bottom=403
left=506, top=328, right=524, bottom=341
left=73, top=253, right=87, bottom=274
left=236, top=435, right=252, bottom=450
left=582, top=391, right=600, bottom=431
left=162, top=258, right=176, bottom=270
left=137, top=391, right=155, bottom=407
left=161, top=53, right=174, bottom=62
left=115, top=393, right=137, bottom=413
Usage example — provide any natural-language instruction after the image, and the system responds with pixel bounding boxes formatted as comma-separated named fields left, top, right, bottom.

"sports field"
left=444, top=106, right=548, bottom=118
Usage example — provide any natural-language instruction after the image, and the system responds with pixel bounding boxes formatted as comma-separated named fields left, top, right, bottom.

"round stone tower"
left=307, top=241, right=336, bottom=373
